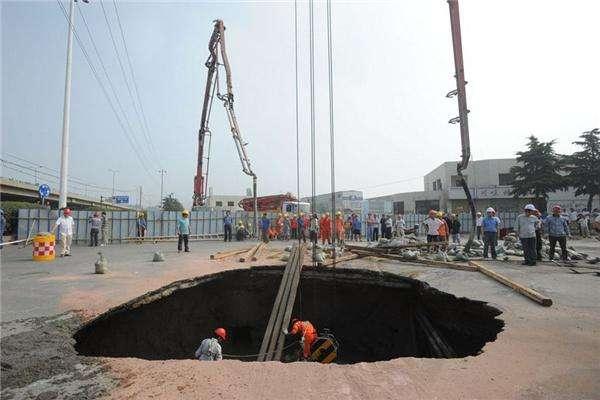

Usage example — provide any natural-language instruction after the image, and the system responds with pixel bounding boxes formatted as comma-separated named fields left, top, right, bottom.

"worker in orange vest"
left=320, top=213, right=332, bottom=245
left=283, top=318, right=317, bottom=360
left=334, top=211, right=345, bottom=245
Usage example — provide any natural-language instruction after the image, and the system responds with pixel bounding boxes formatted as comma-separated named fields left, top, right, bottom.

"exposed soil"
left=73, top=266, right=504, bottom=363
left=0, top=312, right=116, bottom=400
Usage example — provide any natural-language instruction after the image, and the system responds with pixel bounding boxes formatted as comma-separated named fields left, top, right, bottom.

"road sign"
left=39, top=184, right=51, bottom=198
left=112, top=195, right=129, bottom=204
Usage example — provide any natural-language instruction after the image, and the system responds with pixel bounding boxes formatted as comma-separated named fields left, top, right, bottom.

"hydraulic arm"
left=194, top=20, right=258, bottom=234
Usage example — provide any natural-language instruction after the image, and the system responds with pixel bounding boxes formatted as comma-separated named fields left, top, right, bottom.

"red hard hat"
left=290, top=318, right=299, bottom=326
left=214, top=327, right=227, bottom=341
left=552, top=205, right=561, bottom=211
left=63, top=208, right=72, bottom=215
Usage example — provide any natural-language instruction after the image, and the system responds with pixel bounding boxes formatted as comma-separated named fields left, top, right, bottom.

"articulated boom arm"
left=194, top=20, right=257, bottom=206
left=193, top=20, right=258, bottom=235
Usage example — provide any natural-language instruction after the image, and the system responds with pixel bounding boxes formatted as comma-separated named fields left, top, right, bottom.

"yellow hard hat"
left=182, top=209, right=189, bottom=215
left=336, top=211, right=341, bottom=216
left=436, top=211, right=443, bottom=218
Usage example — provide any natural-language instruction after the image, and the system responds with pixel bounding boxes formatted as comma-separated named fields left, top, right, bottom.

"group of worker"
left=195, top=318, right=317, bottom=362
left=421, top=210, right=462, bottom=245
left=51, top=208, right=110, bottom=256
left=259, top=212, right=346, bottom=245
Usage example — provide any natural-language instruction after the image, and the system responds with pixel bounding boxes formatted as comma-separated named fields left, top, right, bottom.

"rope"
left=222, top=341, right=299, bottom=359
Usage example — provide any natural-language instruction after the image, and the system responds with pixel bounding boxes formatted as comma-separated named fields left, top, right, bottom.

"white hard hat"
left=524, top=204, right=536, bottom=211
left=486, top=207, right=495, bottom=213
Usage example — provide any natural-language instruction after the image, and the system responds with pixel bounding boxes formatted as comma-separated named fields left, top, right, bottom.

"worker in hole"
left=283, top=318, right=317, bottom=360
left=195, top=328, right=227, bottom=361
left=176, top=210, right=191, bottom=253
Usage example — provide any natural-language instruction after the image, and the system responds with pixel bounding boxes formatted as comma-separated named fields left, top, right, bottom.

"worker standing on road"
left=100, top=211, right=109, bottom=246
left=136, top=212, right=147, bottom=244
left=89, top=212, right=102, bottom=247
left=476, top=212, right=483, bottom=241
left=290, top=214, right=298, bottom=240
left=482, top=207, right=500, bottom=259
left=334, top=211, right=345, bottom=245
left=516, top=204, right=541, bottom=266
left=176, top=210, right=191, bottom=253
left=423, top=210, right=442, bottom=243
left=395, top=214, right=406, bottom=238
left=260, top=213, right=270, bottom=243
left=320, top=213, right=331, bottom=245
left=194, top=328, right=227, bottom=361
left=309, top=213, right=319, bottom=244
left=283, top=318, right=317, bottom=360
left=51, top=208, right=75, bottom=257
left=449, top=214, right=461, bottom=244
left=544, top=205, right=570, bottom=261
left=283, top=214, right=291, bottom=241
left=351, top=213, right=362, bottom=242
left=223, top=210, right=233, bottom=242
left=297, top=213, right=306, bottom=243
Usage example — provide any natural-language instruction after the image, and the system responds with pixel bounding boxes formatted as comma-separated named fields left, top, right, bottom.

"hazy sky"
left=2, top=0, right=599, bottom=207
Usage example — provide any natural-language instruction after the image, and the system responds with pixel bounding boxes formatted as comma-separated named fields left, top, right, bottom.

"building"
left=301, top=190, right=363, bottom=214
left=368, top=158, right=599, bottom=214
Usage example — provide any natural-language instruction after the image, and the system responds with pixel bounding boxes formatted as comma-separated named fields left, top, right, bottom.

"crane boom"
left=193, top=20, right=258, bottom=235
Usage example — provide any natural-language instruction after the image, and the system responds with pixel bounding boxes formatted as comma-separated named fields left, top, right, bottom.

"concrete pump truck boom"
left=193, top=19, right=258, bottom=236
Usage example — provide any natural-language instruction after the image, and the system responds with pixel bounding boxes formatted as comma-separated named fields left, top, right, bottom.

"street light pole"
left=158, top=169, right=167, bottom=209
left=108, top=169, right=118, bottom=199
left=58, top=0, right=75, bottom=209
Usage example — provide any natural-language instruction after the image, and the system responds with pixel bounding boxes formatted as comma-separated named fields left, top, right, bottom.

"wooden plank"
left=210, top=247, right=252, bottom=260
left=239, top=242, right=262, bottom=263
left=257, top=243, right=299, bottom=361
left=351, top=249, right=477, bottom=272
left=251, top=242, right=268, bottom=261
left=265, top=244, right=301, bottom=360
left=469, top=261, right=553, bottom=307
left=320, top=252, right=362, bottom=267
left=274, top=243, right=307, bottom=360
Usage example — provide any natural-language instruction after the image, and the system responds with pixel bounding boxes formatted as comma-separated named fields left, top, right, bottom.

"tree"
left=162, top=194, right=184, bottom=211
left=509, top=135, right=566, bottom=213
left=565, top=128, right=600, bottom=211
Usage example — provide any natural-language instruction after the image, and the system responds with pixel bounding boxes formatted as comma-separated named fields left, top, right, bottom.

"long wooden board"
left=469, top=261, right=553, bottom=307
left=351, top=249, right=477, bottom=272
left=210, top=247, right=252, bottom=260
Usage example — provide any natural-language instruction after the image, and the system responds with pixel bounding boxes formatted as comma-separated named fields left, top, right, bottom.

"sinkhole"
left=73, top=266, right=504, bottom=364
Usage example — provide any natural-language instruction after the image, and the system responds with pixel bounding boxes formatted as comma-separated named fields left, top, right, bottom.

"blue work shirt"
left=223, top=215, right=233, bottom=226
left=352, top=219, right=362, bottom=230
left=482, top=216, right=500, bottom=232
left=297, top=217, right=304, bottom=229
left=543, top=215, right=570, bottom=236
left=261, top=217, right=271, bottom=231
left=177, top=217, right=190, bottom=235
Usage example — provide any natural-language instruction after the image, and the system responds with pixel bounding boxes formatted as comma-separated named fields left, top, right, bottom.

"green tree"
left=162, top=194, right=184, bottom=211
left=509, top=135, right=566, bottom=212
left=565, top=128, right=600, bottom=211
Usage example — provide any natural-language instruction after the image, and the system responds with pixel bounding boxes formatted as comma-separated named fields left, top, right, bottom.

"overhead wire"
left=98, top=0, right=158, bottom=170
left=309, top=0, right=316, bottom=266
left=54, top=0, right=159, bottom=184
left=294, top=0, right=301, bottom=229
left=111, top=0, right=163, bottom=167
left=326, top=0, right=336, bottom=261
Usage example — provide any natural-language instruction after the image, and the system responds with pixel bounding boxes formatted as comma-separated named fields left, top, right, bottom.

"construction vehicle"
left=238, top=194, right=310, bottom=214
left=193, top=19, right=258, bottom=234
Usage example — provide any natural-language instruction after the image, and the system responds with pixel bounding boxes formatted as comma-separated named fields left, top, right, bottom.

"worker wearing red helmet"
left=51, top=208, right=75, bottom=257
left=283, top=318, right=317, bottom=360
left=195, top=327, right=227, bottom=361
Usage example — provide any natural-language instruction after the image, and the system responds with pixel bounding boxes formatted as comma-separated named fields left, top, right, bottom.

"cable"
left=111, top=0, right=163, bottom=166
left=294, top=0, right=301, bottom=229
left=222, top=341, right=299, bottom=359
left=309, top=0, right=316, bottom=266
left=327, top=0, right=336, bottom=259
left=55, top=0, right=158, bottom=184
left=98, top=0, right=158, bottom=170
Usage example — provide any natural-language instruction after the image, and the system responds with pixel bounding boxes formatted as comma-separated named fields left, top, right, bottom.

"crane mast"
left=194, top=20, right=258, bottom=235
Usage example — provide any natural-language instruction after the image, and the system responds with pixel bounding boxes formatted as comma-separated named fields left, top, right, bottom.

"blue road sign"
left=113, top=195, right=129, bottom=204
left=39, top=184, right=50, bottom=198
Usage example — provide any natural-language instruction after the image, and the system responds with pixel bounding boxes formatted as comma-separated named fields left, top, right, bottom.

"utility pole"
left=158, top=169, right=167, bottom=209
left=108, top=169, right=118, bottom=199
left=58, top=0, right=75, bottom=209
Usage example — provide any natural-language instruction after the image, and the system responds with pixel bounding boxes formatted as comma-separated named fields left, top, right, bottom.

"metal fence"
left=17, top=208, right=523, bottom=243
left=17, top=209, right=276, bottom=243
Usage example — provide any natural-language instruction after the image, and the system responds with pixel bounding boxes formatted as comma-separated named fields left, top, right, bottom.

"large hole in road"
left=74, top=266, right=504, bottom=363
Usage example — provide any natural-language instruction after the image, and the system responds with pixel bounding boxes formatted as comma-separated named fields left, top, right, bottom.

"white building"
left=301, top=190, right=363, bottom=214
left=368, top=158, right=599, bottom=214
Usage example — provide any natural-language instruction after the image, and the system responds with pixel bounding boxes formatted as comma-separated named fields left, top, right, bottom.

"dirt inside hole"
left=73, top=266, right=504, bottom=363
